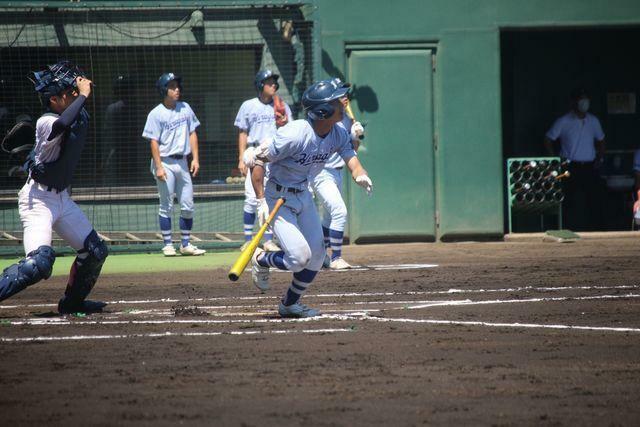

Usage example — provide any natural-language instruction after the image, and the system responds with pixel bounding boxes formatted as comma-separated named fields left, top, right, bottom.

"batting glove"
left=350, top=121, right=364, bottom=141
left=243, top=146, right=257, bottom=169
left=355, top=174, right=373, bottom=196
left=257, top=198, right=270, bottom=227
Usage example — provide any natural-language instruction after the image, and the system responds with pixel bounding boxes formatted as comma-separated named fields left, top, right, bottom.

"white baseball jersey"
left=33, top=114, right=65, bottom=164
left=142, top=101, right=200, bottom=156
left=264, top=119, right=356, bottom=190
left=546, top=112, right=605, bottom=162
left=234, top=97, right=292, bottom=146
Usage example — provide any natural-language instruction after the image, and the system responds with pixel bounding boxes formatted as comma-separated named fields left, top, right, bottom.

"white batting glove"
left=243, top=146, right=257, bottom=169
left=257, top=198, right=270, bottom=227
left=350, top=121, right=364, bottom=140
left=355, top=174, right=373, bottom=196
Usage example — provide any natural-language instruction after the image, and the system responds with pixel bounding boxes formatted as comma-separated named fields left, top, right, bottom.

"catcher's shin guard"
left=58, top=230, right=108, bottom=312
left=0, top=246, right=55, bottom=301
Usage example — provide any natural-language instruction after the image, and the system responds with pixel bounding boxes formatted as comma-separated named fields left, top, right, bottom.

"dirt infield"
left=1, top=238, right=640, bottom=426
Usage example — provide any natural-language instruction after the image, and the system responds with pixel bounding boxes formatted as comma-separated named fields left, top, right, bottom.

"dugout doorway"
left=501, top=27, right=640, bottom=232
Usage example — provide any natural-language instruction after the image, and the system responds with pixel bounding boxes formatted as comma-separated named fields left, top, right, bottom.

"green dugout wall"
left=315, top=0, right=640, bottom=241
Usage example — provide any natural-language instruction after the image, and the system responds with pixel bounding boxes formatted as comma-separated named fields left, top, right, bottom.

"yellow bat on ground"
left=228, top=197, right=286, bottom=282
left=345, top=100, right=364, bottom=140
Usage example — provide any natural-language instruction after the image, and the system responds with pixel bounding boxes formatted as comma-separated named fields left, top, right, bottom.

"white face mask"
left=577, top=98, right=590, bottom=113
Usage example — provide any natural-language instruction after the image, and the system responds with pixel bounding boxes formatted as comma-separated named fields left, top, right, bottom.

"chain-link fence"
left=0, top=4, right=315, bottom=248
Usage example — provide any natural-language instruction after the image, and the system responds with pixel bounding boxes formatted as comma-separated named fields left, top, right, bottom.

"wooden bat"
left=228, top=197, right=286, bottom=282
left=344, top=101, right=364, bottom=140
left=554, top=171, right=571, bottom=181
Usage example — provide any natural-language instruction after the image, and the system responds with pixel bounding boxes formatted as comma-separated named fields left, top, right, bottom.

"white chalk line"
left=345, top=315, right=640, bottom=334
left=3, top=293, right=640, bottom=333
left=3, top=293, right=640, bottom=325
left=2, top=284, right=637, bottom=310
left=273, top=263, right=438, bottom=273
left=5, top=292, right=639, bottom=323
left=0, top=327, right=353, bottom=343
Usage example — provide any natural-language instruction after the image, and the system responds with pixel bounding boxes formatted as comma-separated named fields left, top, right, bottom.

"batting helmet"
left=156, top=73, right=182, bottom=96
left=301, top=79, right=350, bottom=120
left=254, top=69, right=280, bottom=93
left=29, top=60, right=85, bottom=105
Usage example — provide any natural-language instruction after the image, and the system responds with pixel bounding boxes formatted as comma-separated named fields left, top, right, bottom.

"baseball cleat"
left=262, top=240, right=281, bottom=252
left=162, top=244, right=177, bottom=257
left=180, top=243, right=206, bottom=256
left=239, top=241, right=251, bottom=252
left=278, top=301, right=320, bottom=318
left=251, top=247, right=270, bottom=292
left=58, top=298, right=107, bottom=315
left=329, top=257, right=352, bottom=270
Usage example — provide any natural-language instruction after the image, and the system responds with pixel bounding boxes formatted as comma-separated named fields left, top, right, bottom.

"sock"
left=329, top=229, right=344, bottom=260
left=257, top=251, right=286, bottom=270
left=159, top=215, right=172, bottom=245
left=322, top=226, right=330, bottom=250
left=282, top=269, right=318, bottom=306
left=243, top=211, right=256, bottom=242
left=179, top=217, right=193, bottom=247
left=265, top=231, right=273, bottom=242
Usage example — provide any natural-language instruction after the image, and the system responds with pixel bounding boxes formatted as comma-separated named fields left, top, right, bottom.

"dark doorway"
left=501, top=27, right=640, bottom=232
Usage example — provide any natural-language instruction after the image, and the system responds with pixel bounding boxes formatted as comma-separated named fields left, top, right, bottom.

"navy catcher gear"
left=156, top=72, right=182, bottom=96
left=30, top=60, right=85, bottom=105
left=0, top=245, right=55, bottom=301
left=254, top=69, right=280, bottom=93
left=58, top=230, right=108, bottom=313
left=302, top=79, right=350, bottom=120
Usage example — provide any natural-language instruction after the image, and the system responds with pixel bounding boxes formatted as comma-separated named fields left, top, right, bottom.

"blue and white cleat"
left=251, top=247, right=270, bottom=292
left=278, top=302, right=320, bottom=318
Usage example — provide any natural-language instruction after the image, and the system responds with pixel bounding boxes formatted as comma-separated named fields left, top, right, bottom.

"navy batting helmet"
left=30, top=60, right=85, bottom=105
left=156, top=73, right=182, bottom=96
left=301, top=79, right=350, bottom=120
left=254, top=69, right=280, bottom=93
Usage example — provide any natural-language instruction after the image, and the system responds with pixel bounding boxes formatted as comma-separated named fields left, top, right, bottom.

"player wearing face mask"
left=543, top=87, right=606, bottom=231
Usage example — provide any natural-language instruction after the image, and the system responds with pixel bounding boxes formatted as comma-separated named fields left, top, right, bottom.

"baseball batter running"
left=243, top=79, right=373, bottom=318
left=310, top=78, right=364, bottom=269
left=143, top=73, right=205, bottom=257
left=0, top=60, right=109, bottom=314
left=235, top=70, right=292, bottom=252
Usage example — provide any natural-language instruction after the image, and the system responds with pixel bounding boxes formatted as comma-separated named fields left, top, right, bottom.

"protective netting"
left=0, top=5, right=315, bottom=241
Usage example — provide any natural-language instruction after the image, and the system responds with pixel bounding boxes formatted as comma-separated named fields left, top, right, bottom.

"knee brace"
left=63, top=230, right=108, bottom=305
left=0, top=245, right=55, bottom=301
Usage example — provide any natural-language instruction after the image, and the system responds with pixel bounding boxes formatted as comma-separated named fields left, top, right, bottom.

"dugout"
left=501, top=26, right=640, bottom=232
left=0, top=2, right=316, bottom=252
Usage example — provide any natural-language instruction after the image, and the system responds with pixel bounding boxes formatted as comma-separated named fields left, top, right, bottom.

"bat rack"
left=506, top=157, right=566, bottom=234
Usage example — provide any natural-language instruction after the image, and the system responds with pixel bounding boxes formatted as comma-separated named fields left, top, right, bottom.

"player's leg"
left=314, top=168, right=350, bottom=269
left=254, top=191, right=322, bottom=317
left=242, top=173, right=258, bottom=251
left=0, top=186, right=57, bottom=302
left=175, top=159, right=204, bottom=255
left=278, top=191, right=324, bottom=317
left=155, top=160, right=177, bottom=256
left=54, top=196, right=108, bottom=314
